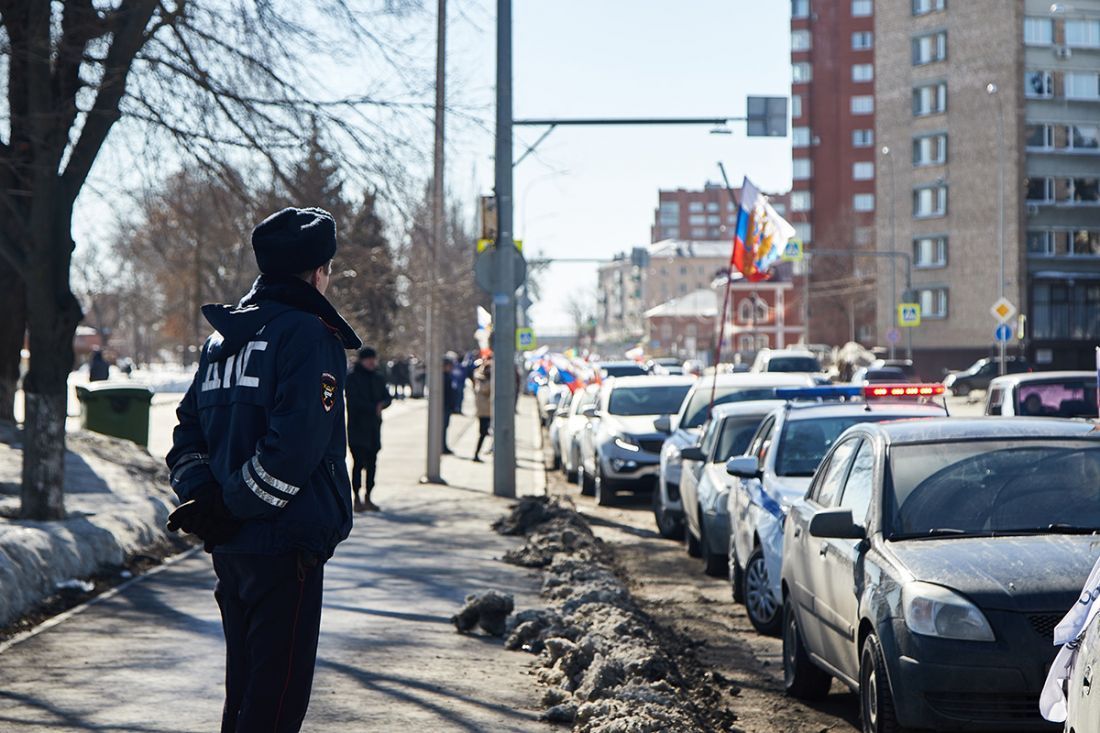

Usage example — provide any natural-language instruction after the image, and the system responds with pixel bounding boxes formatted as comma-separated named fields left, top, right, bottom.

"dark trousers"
left=214, top=552, right=324, bottom=733
left=442, top=410, right=451, bottom=452
left=349, top=444, right=378, bottom=499
left=475, top=416, right=491, bottom=456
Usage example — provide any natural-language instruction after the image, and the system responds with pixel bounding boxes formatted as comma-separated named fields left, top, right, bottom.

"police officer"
left=166, top=207, right=359, bottom=733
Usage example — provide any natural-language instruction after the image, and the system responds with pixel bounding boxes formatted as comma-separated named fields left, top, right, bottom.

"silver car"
left=578, top=376, right=694, bottom=507
left=557, top=384, right=600, bottom=482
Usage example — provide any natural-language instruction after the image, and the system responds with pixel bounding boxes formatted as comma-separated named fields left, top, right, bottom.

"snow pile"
left=493, top=497, right=736, bottom=732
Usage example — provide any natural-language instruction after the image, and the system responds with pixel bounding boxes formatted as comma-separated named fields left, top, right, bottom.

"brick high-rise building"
left=875, top=0, right=1100, bottom=373
left=791, top=0, right=878, bottom=347
left=651, top=183, right=790, bottom=243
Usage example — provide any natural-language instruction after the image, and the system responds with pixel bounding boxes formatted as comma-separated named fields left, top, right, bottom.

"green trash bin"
left=75, top=383, right=155, bottom=447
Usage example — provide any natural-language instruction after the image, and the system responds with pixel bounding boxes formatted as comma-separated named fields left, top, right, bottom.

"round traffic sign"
left=995, top=324, right=1012, bottom=342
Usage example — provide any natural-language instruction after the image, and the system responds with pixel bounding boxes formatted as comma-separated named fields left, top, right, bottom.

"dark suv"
left=943, top=356, right=1029, bottom=396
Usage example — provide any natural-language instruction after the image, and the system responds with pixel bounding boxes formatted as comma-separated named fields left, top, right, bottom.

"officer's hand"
left=167, top=483, right=241, bottom=551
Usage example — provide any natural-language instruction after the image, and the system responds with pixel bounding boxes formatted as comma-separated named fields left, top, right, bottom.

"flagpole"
left=709, top=163, right=742, bottom=417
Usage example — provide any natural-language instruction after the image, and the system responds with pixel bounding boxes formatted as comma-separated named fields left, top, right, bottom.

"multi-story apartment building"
left=791, top=0, right=878, bottom=348
left=651, top=183, right=790, bottom=243
left=875, top=0, right=1100, bottom=373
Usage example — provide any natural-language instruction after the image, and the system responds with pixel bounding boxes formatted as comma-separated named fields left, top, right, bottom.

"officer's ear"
left=304, top=261, right=333, bottom=295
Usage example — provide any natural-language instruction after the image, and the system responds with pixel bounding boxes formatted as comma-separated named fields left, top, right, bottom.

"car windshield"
left=714, top=416, right=766, bottom=462
left=775, top=414, right=908, bottom=477
left=887, top=440, right=1100, bottom=539
left=766, top=356, right=820, bottom=373
left=864, top=368, right=906, bottom=383
left=602, top=364, right=647, bottom=378
left=681, top=386, right=784, bottom=429
left=607, top=384, right=691, bottom=416
left=1016, top=382, right=1098, bottom=418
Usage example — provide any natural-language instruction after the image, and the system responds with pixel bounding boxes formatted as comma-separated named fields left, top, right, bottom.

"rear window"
left=766, top=356, right=821, bottom=373
left=714, top=416, right=767, bottom=462
left=1016, top=380, right=1098, bottom=418
left=602, top=364, right=648, bottom=378
left=681, top=386, right=782, bottom=429
left=608, top=384, right=692, bottom=416
left=775, top=414, right=909, bottom=477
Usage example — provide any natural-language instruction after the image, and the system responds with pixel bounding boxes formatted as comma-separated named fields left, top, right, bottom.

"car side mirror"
left=653, top=415, right=671, bottom=434
left=545, top=404, right=558, bottom=417
left=681, top=446, right=705, bottom=462
left=581, top=405, right=597, bottom=418
left=809, top=509, right=866, bottom=540
left=726, top=455, right=761, bottom=479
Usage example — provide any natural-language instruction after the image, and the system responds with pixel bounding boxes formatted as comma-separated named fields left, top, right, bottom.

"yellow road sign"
left=781, top=238, right=804, bottom=262
left=477, top=238, right=523, bottom=253
left=898, top=302, right=921, bottom=328
left=516, top=327, right=536, bottom=351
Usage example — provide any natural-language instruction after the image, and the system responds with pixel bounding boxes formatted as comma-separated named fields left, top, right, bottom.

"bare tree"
left=0, top=1, right=428, bottom=519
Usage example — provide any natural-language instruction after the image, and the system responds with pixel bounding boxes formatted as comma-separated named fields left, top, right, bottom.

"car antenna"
left=941, top=395, right=951, bottom=416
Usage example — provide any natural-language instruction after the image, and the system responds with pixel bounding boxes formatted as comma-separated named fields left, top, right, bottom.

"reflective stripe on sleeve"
left=242, top=464, right=288, bottom=508
left=251, top=456, right=301, bottom=496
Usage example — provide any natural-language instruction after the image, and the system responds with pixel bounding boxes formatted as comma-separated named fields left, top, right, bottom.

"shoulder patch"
left=322, top=372, right=338, bottom=412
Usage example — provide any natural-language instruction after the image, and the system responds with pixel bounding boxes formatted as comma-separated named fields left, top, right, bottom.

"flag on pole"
left=731, top=177, right=797, bottom=282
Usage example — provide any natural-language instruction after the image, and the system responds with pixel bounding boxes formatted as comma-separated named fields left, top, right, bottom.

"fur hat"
left=252, top=207, right=337, bottom=275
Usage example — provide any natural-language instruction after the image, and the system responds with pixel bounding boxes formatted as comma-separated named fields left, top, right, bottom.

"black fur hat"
left=252, top=207, right=337, bottom=275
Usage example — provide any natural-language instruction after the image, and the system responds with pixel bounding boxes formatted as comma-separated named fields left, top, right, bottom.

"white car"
left=536, top=372, right=570, bottom=426
left=985, top=371, right=1098, bottom=418
left=750, top=348, right=824, bottom=378
left=678, top=401, right=783, bottom=577
left=548, top=389, right=573, bottom=470
left=653, top=373, right=815, bottom=540
left=726, top=387, right=947, bottom=635
left=557, top=384, right=600, bottom=482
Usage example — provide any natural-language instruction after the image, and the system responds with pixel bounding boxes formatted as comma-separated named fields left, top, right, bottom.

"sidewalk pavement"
left=0, top=397, right=550, bottom=732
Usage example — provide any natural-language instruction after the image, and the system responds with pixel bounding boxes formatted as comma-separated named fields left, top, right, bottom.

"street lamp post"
left=881, top=145, right=898, bottom=361
left=987, top=82, right=1007, bottom=376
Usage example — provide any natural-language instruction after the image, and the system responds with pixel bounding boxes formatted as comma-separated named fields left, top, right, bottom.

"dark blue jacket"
left=167, top=276, right=360, bottom=559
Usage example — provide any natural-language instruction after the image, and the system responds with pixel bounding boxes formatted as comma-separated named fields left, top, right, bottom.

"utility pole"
left=881, top=146, right=898, bottom=361
left=988, top=82, right=1007, bottom=376
left=423, top=0, right=446, bottom=484
left=492, top=0, right=517, bottom=498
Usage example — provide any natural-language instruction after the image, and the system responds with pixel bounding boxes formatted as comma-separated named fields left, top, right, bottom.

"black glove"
left=167, top=483, right=241, bottom=551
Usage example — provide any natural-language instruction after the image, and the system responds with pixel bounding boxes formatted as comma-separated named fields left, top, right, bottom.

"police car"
left=726, top=385, right=948, bottom=635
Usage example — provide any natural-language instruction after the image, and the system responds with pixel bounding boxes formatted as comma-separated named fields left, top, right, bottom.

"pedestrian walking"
left=346, top=346, right=391, bottom=510
left=166, top=206, right=359, bottom=733
left=472, top=355, right=492, bottom=462
left=442, top=356, right=457, bottom=454
left=88, top=347, right=110, bottom=382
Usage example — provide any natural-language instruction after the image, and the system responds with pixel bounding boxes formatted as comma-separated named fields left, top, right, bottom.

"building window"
left=851, top=95, right=874, bottom=114
left=1025, top=17, right=1053, bottom=46
left=912, top=82, right=947, bottom=116
left=793, top=126, right=811, bottom=147
left=1026, top=123, right=1054, bottom=150
left=1066, top=19, right=1100, bottom=48
left=689, top=214, right=706, bottom=225
left=1073, top=125, right=1100, bottom=150
left=793, top=222, right=813, bottom=242
left=853, top=161, right=875, bottom=180
left=1031, top=281, right=1100, bottom=340
left=918, top=287, right=948, bottom=319
left=1026, top=71, right=1054, bottom=99
left=1066, top=72, right=1100, bottom=101
left=791, top=94, right=802, bottom=118
left=707, top=215, right=721, bottom=225
left=791, top=191, right=813, bottom=211
left=792, top=62, right=812, bottom=84
left=852, top=31, right=874, bottom=50
left=792, top=29, right=812, bottom=51
left=912, top=0, right=945, bottom=15
left=773, top=202, right=788, bottom=215
left=1070, top=178, right=1100, bottom=204
left=851, top=0, right=872, bottom=17
left=853, top=193, right=875, bottom=212
left=912, top=31, right=947, bottom=65
left=689, top=201, right=704, bottom=212
left=852, top=64, right=874, bottom=83
left=737, top=299, right=754, bottom=324
left=913, top=236, right=947, bottom=267
left=793, top=158, right=813, bottom=180
left=691, top=227, right=706, bottom=238
left=1027, top=230, right=1054, bottom=256
left=1027, top=177, right=1054, bottom=203
left=792, top=0, right=811, bottom=19
left=913, top=133, right=947, bottom=166
left=662, top=227, right=679, bottom=239
left=913, top=184, right=947, bottom=217
left=853, top=129, right=874, bottom=147
left=706, top=201, right=720, bottom=212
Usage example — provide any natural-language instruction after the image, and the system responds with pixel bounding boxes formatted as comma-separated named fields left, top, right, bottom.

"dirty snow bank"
left=0, top=423, right=177, bottom=628
left=493, top=497, right=737, bottom=732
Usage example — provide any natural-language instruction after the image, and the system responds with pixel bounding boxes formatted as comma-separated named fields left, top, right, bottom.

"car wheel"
left=953, top=383, right=970, bottom=397
left=653, top=484, right=682, bottom=539
left=700, top=511, right=727, bottom=577
left=728, top=537, right=745, bottom=603
left=551, top=446, right=561, bottom=471
left=684, top=518, right=702, bottom=558
left=578, top=461, right=594, bottom=496
left=744, top=546, right=782, bottom=635
left=860, top=634, right=909, bottom=733
left=594, top=463, right=615, bottom=506
left=566, top=446, right=579, bottom=483
left=783, top=598, right=831, bottom=700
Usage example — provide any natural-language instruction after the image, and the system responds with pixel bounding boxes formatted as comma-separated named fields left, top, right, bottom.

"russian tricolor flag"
left=731, top=177, right=797, bottom=283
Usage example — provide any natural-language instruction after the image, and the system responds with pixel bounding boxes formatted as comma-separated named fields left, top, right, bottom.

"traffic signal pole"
left=492, top=0, right=517, bottom=498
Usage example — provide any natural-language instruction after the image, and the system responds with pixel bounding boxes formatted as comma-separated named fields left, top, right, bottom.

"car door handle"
left=793, top=527, right=802, bottom=539
left=819, top=544, right=828, bottom=557
left=1085, top=666, right=1093, bottom=695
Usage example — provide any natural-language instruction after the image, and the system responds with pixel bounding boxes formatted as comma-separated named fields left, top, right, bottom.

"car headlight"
left=902, top=582, right=995, bottom=642
left=613, top=435, right=640, bottom=452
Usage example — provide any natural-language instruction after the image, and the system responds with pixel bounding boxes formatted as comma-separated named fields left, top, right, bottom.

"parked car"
left=985, top=371, right=1098, bottom=418
left=548, top=389, right=573, bottom=469
left=578, top=376, right=694, bottom=506
left=653, top=373, right=815, bottom=540
left=850, top=366, right=909, bottom=385
left=679, top=401, right=783, bottom=577
left=646, top=357, right=681, bottom=374
left=727, top=387, right=947, bottom=635
left=536, top=372, right=570, bottom=425
left=868, top=358, right=917, bottom=381
left=751, top=348, right=824, bottom=377
left=557, top=384, right=601, bottom=482
left=943, top=356, right=1029, bottom=396
left=597, top=361, right=648, bottom=379
left=781, top=417, right=1100, bottom=732
left=1053, top=556, right=1100, bottom=730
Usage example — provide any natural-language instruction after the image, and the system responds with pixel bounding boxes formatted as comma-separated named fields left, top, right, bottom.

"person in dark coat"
left=345, top=346, right=392, bottom=511
left=88, top=348, right=110, bottom=382
left=442, top=356, right=457, bottom=454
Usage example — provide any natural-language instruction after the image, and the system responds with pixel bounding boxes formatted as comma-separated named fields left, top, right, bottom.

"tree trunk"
left=20, top=203, right=83, bottom=521
left=0, top=260, right=26, bottom=422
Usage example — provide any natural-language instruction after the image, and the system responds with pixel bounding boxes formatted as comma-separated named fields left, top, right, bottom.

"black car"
left=598, top=361, right=648, bottom=379
left=781, top=418, right=1100, bottom=732
left=943, top=356, right=1029, bottom=396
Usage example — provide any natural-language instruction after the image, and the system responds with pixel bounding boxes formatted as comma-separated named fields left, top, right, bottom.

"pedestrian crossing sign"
left=781, top=238, right=804, bottom=263
left=898, top=303, right=921, bottom=328
left=516, top=327, right=537, bottom=351
left=477, top=238, right=524, bottom=253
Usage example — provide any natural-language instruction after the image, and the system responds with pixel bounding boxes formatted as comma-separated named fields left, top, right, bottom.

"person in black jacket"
left=166, top=206, right=359, bottom=733
left=345, top=346, right=391, bottom=511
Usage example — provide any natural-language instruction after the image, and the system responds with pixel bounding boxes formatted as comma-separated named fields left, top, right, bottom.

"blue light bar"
left=774, top=386, right=863, bottom=400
